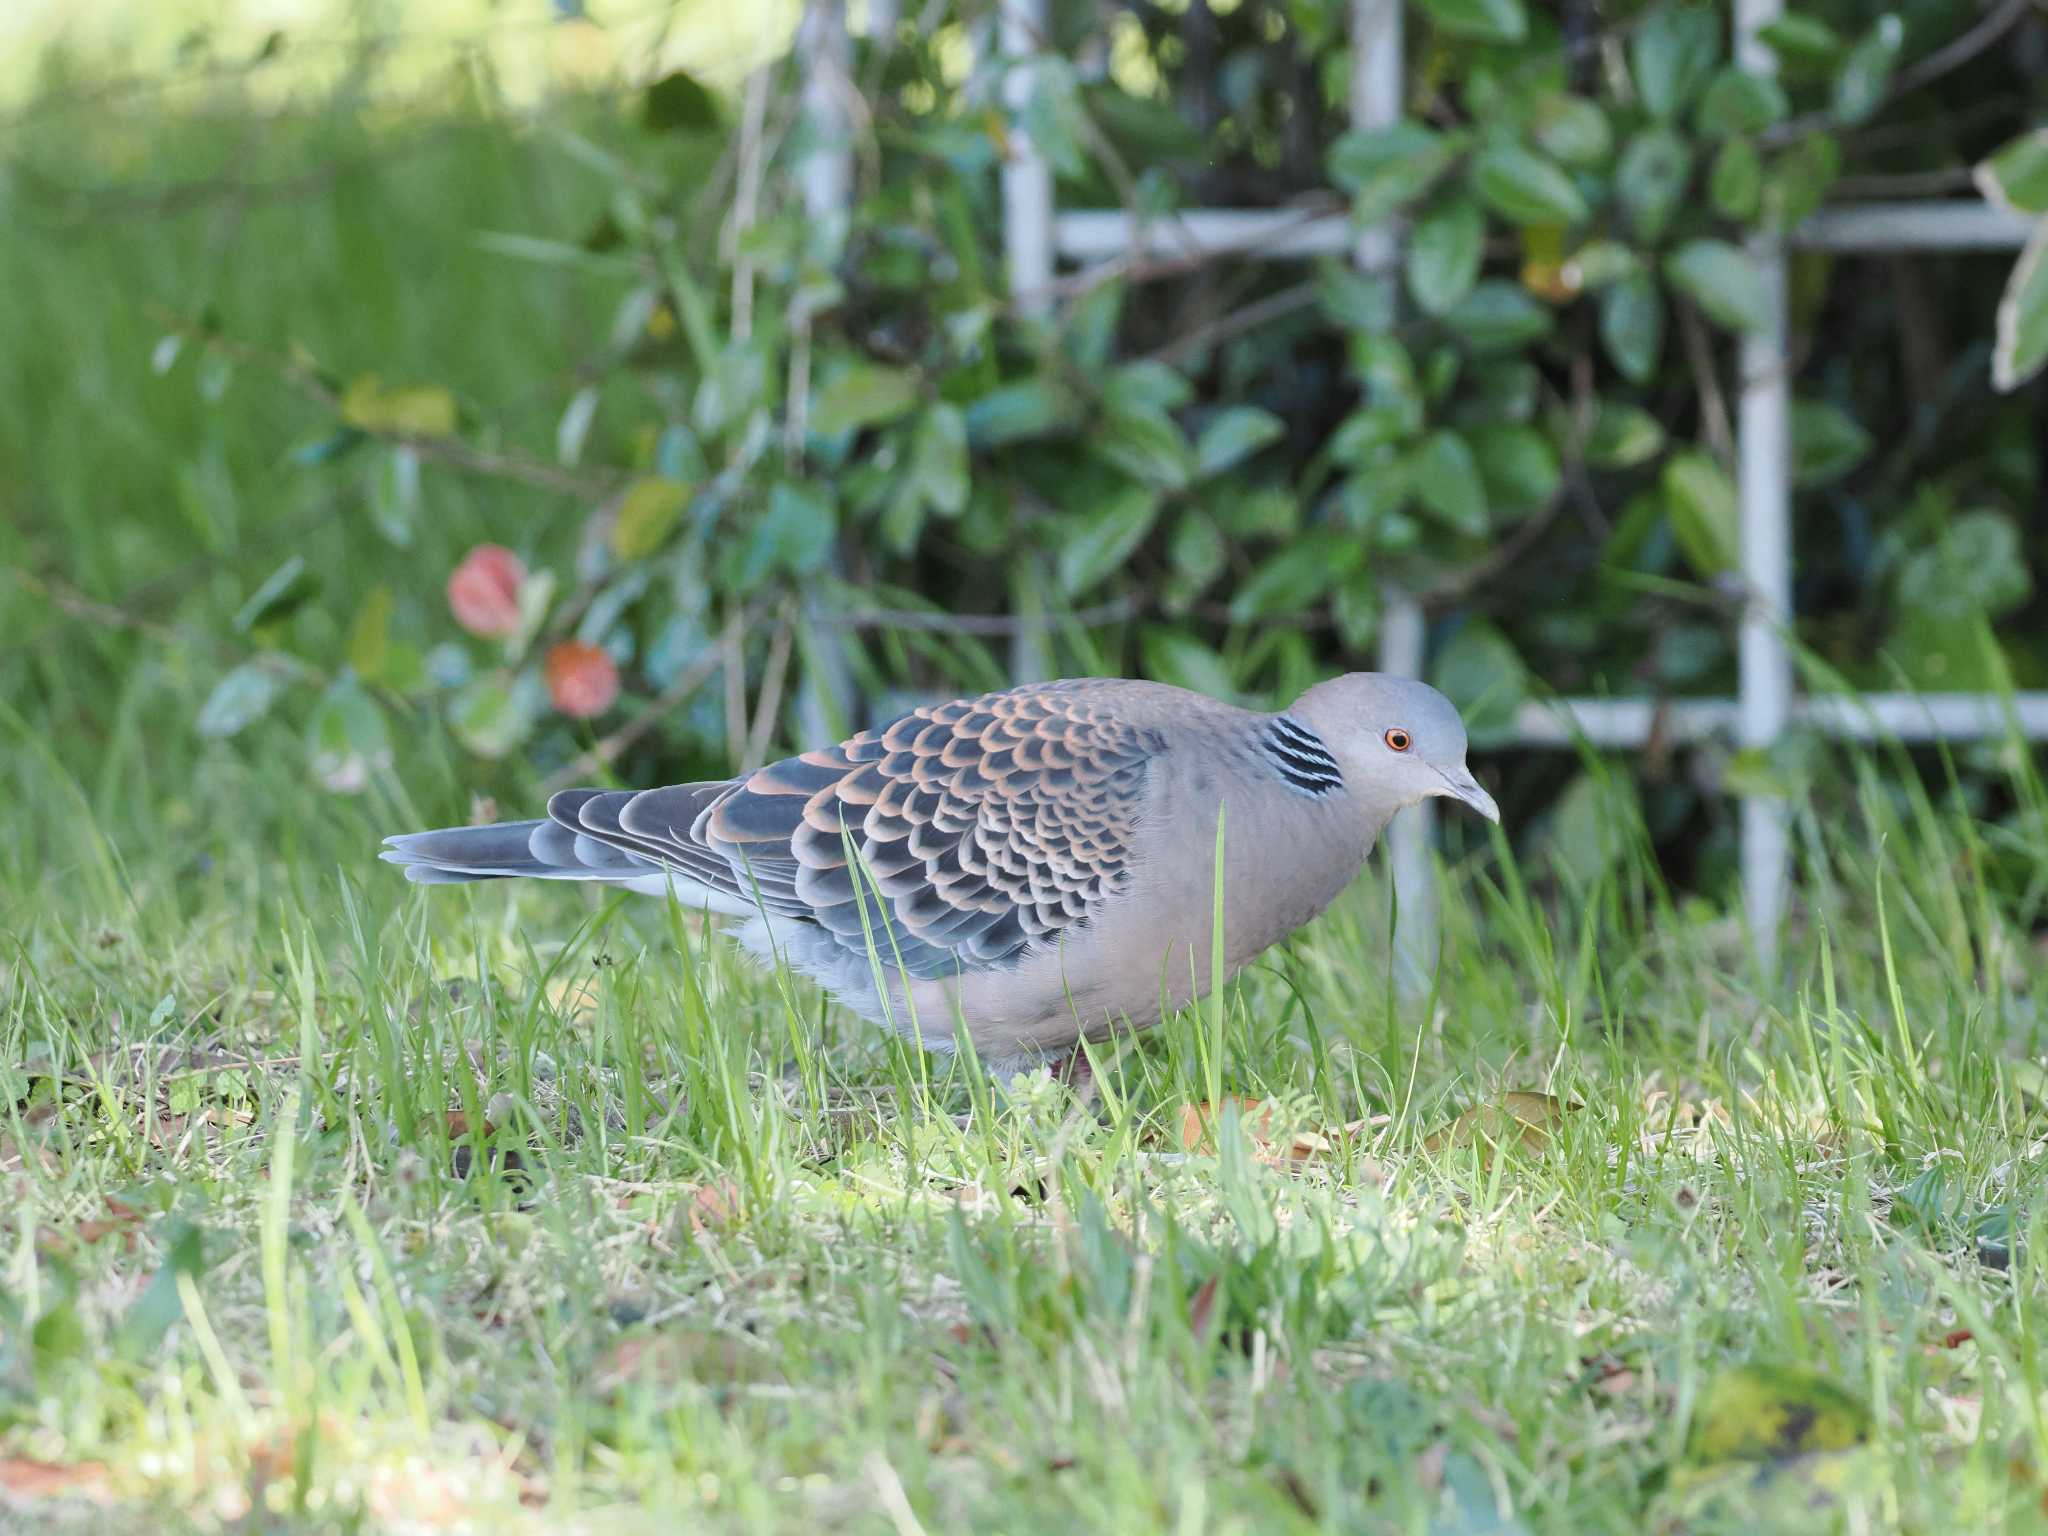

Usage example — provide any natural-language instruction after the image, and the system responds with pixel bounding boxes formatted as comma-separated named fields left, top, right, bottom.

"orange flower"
left=447, top=545, right=526, bottom=638
left=545, top=641, right=619, bottom=718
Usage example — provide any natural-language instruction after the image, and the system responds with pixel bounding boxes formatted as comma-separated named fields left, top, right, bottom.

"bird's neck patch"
left=1262, top=715, right=1344, bottom=796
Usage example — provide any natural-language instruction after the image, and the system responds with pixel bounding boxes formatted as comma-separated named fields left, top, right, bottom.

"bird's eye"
left=1384, top=728, right=1411, bottom=752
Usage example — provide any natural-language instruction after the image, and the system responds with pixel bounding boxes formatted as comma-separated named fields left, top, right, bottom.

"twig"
left=743, top=612, right=796, bottom=771
left=814, top=598, right=1142, bottom=635
left=722, top=608, right=750, bottom=771
left=1764, top=0, right=2040, bottom=147
left=151, top=313, right=616, bottom=501
left=728, top=68, right=772, bottom=344
left=1146, top=281, right=1319, bottom=367
left=1677, top=304, right=1736, bottom=469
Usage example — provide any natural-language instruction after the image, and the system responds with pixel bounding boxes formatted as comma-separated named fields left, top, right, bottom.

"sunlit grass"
left=4, top=674, right=2048, bottom=1528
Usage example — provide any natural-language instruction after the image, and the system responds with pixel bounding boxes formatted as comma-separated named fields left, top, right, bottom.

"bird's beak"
left=1431, top=765, right=1500, bottom=824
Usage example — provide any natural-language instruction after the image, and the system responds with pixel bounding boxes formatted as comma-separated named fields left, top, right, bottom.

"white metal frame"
left=989, top=0, right=2044, bottom=964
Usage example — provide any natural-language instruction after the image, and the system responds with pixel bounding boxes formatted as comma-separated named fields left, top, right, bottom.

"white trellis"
left=990, top=0, right=2042, bottom=964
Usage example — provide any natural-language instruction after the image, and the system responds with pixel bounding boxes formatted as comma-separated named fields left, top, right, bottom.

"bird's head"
left=1287, top=672, right=1500, bottom=824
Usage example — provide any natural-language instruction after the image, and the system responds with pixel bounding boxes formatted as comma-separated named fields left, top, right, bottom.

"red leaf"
left=447, top=544, right=526, bottom=638
left=545, top=642, right=620, bottom=718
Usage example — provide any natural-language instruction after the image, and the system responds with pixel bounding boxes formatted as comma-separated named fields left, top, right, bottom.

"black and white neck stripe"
left=1261, top=715, right=1344, bottom=796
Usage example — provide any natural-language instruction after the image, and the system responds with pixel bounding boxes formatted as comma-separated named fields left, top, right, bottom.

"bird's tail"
left=380, top=818, right=659, bottom=887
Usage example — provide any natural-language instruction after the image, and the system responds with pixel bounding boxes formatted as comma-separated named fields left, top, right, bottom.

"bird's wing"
left=595, top=682, right=1161, bottom=977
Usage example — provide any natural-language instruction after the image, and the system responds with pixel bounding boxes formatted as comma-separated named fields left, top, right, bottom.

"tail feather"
left=381, top=819, right=641, bottom=883
left=380, top=805, right=762, bottom=918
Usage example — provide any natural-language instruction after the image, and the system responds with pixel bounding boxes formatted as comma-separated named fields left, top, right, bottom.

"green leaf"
left=1832, top=14, right=1903, bottom=126
left=1140, top=628, right=1236, bottom=699
left=1444, top=281, right=1554, bottom=353
left=1663, top=450, right=1739, bottom=576
left=1709, top=137, right=1763, bottom=220
left=1194, top=406, right=1285, bottom=478
left=307, top=675, right=391, bottom=794
left=1103, top=360, right=1195, bottom=415
left=1471, top=145, right=1588, bottom=226
left=1790, top=399, right=1872, bottom=486
left=368, top=446, right=420, bottom=547
left=118, top=1220, right=209, bottom=1360
left=1975, top=129, right=2048, bottom=216
left=1058, top=486, right=1160, bottom=596
left=1406, top=199, right=1486, bottom=316
left=1406, top=430, right=1489, bottom=536
left=1763, top=132, right=1841, bottom=230
left=1470, top=423, right=1560, bottom=516
left=1758, top=14, right=1842, bottom=65
left=611, top=477, right=690, bottom=562
left=234, top=556, right=315, bottom=634
left=1599, top=272, right=1665, bottom=385
left=1583, top=401, right=1666, bottom=468
left=1993, top=222, right=2048, bottom=392
left=1531, top=92, right=1612, bottom=166
left=450, top=675, right=536, bottom=759
left=1228, top=532, right=1363, bottom=621
left=1616, top=128, right=1693, bottom=243
left=965, top=379, right=1070, bottom=446
left=1431, top=622, right=1528, bottom=747
left=811, top=361, right=921, bottom=436
left=1665, top=240, right=1770, bottom=333
left=1899, top=510, right=2032, bottom=618
left=1329, top=124, right=1464, bottom=223
left=737, top=482, right=837, bottom=588
left=1094, top=405, right=1192, bottom=490
left=643, top=70, right=721, bottom=132
left=1695, top=69, right=1787, bottom=138
left=1412, top=0, right=1525, bottom=43
left=346, top=585, right=393, bottom=681
left=909, top=404, right=969, bottom=515
left=197, top=663, right=282, bottom=739
left=1316, top=263, right=1396, bottom=333
left=1632, top=5, right=1722, bottom=121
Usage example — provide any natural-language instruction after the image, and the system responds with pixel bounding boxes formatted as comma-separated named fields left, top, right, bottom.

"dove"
left=383, top=674, right=1497, bottom=1076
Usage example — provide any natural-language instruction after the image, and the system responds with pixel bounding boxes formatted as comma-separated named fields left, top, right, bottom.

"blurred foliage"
left=6, top=0, right=2047, bottom=891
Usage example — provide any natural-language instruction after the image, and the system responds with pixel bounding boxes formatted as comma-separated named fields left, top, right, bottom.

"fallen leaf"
left=686, top=1177, right=742, bottom=1233
left=1188, top=1274, right=1221, bottom=1342
left=1687, top=1362, right=1870, bottom=1465
left=0, top=1457, right=113, bottom=1503
left=1177, top=1098, right=1380, bottom=1167
left=1425, top=1091, right=1579, bottom=1156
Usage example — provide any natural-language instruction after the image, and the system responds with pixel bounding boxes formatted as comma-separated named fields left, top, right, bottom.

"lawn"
left=6, top=47, right=2048, bottom=1536
left=6, top=676, right=2048, bottom=1531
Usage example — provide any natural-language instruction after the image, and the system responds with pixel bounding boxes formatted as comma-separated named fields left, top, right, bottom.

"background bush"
left=6, top=0, right=2046, bottom=900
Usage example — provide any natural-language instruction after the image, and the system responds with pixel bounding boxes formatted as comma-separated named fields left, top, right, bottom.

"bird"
left=381, top=673, right=1498, bottom=1078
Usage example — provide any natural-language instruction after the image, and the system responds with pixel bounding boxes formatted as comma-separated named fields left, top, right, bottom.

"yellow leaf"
left=346, top=585, right=393, bottom=681
left=1687, top=1363, right=1870, bottom=1464
left=339, top=374, right=457, bottom=438
left=611, top=477, right=691, bottom=562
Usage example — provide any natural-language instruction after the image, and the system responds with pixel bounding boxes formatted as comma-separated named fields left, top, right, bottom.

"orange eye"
left=1384, top=728, right=1412, bottom=752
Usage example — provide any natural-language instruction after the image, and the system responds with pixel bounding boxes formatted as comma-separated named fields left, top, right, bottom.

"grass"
left=6, top=672, right=2048, bottom=1533
left=6, top=51, right=2048, bottom=1536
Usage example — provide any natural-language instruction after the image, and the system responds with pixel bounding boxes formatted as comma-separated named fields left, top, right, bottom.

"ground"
left=2, top=741, right=2046, bottom=1534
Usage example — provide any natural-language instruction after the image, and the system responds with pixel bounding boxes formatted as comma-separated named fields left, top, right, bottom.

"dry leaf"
left=1178, top=1098, right=1381, bottom=1170
left=686, top=1177, right=741, bottom=1233
left=1425, top=1091, right=1579, bottom=1156
left=0, top=1456, right=113, bottom=1504
left=1188, top=1274, right=1221, bottom=1342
